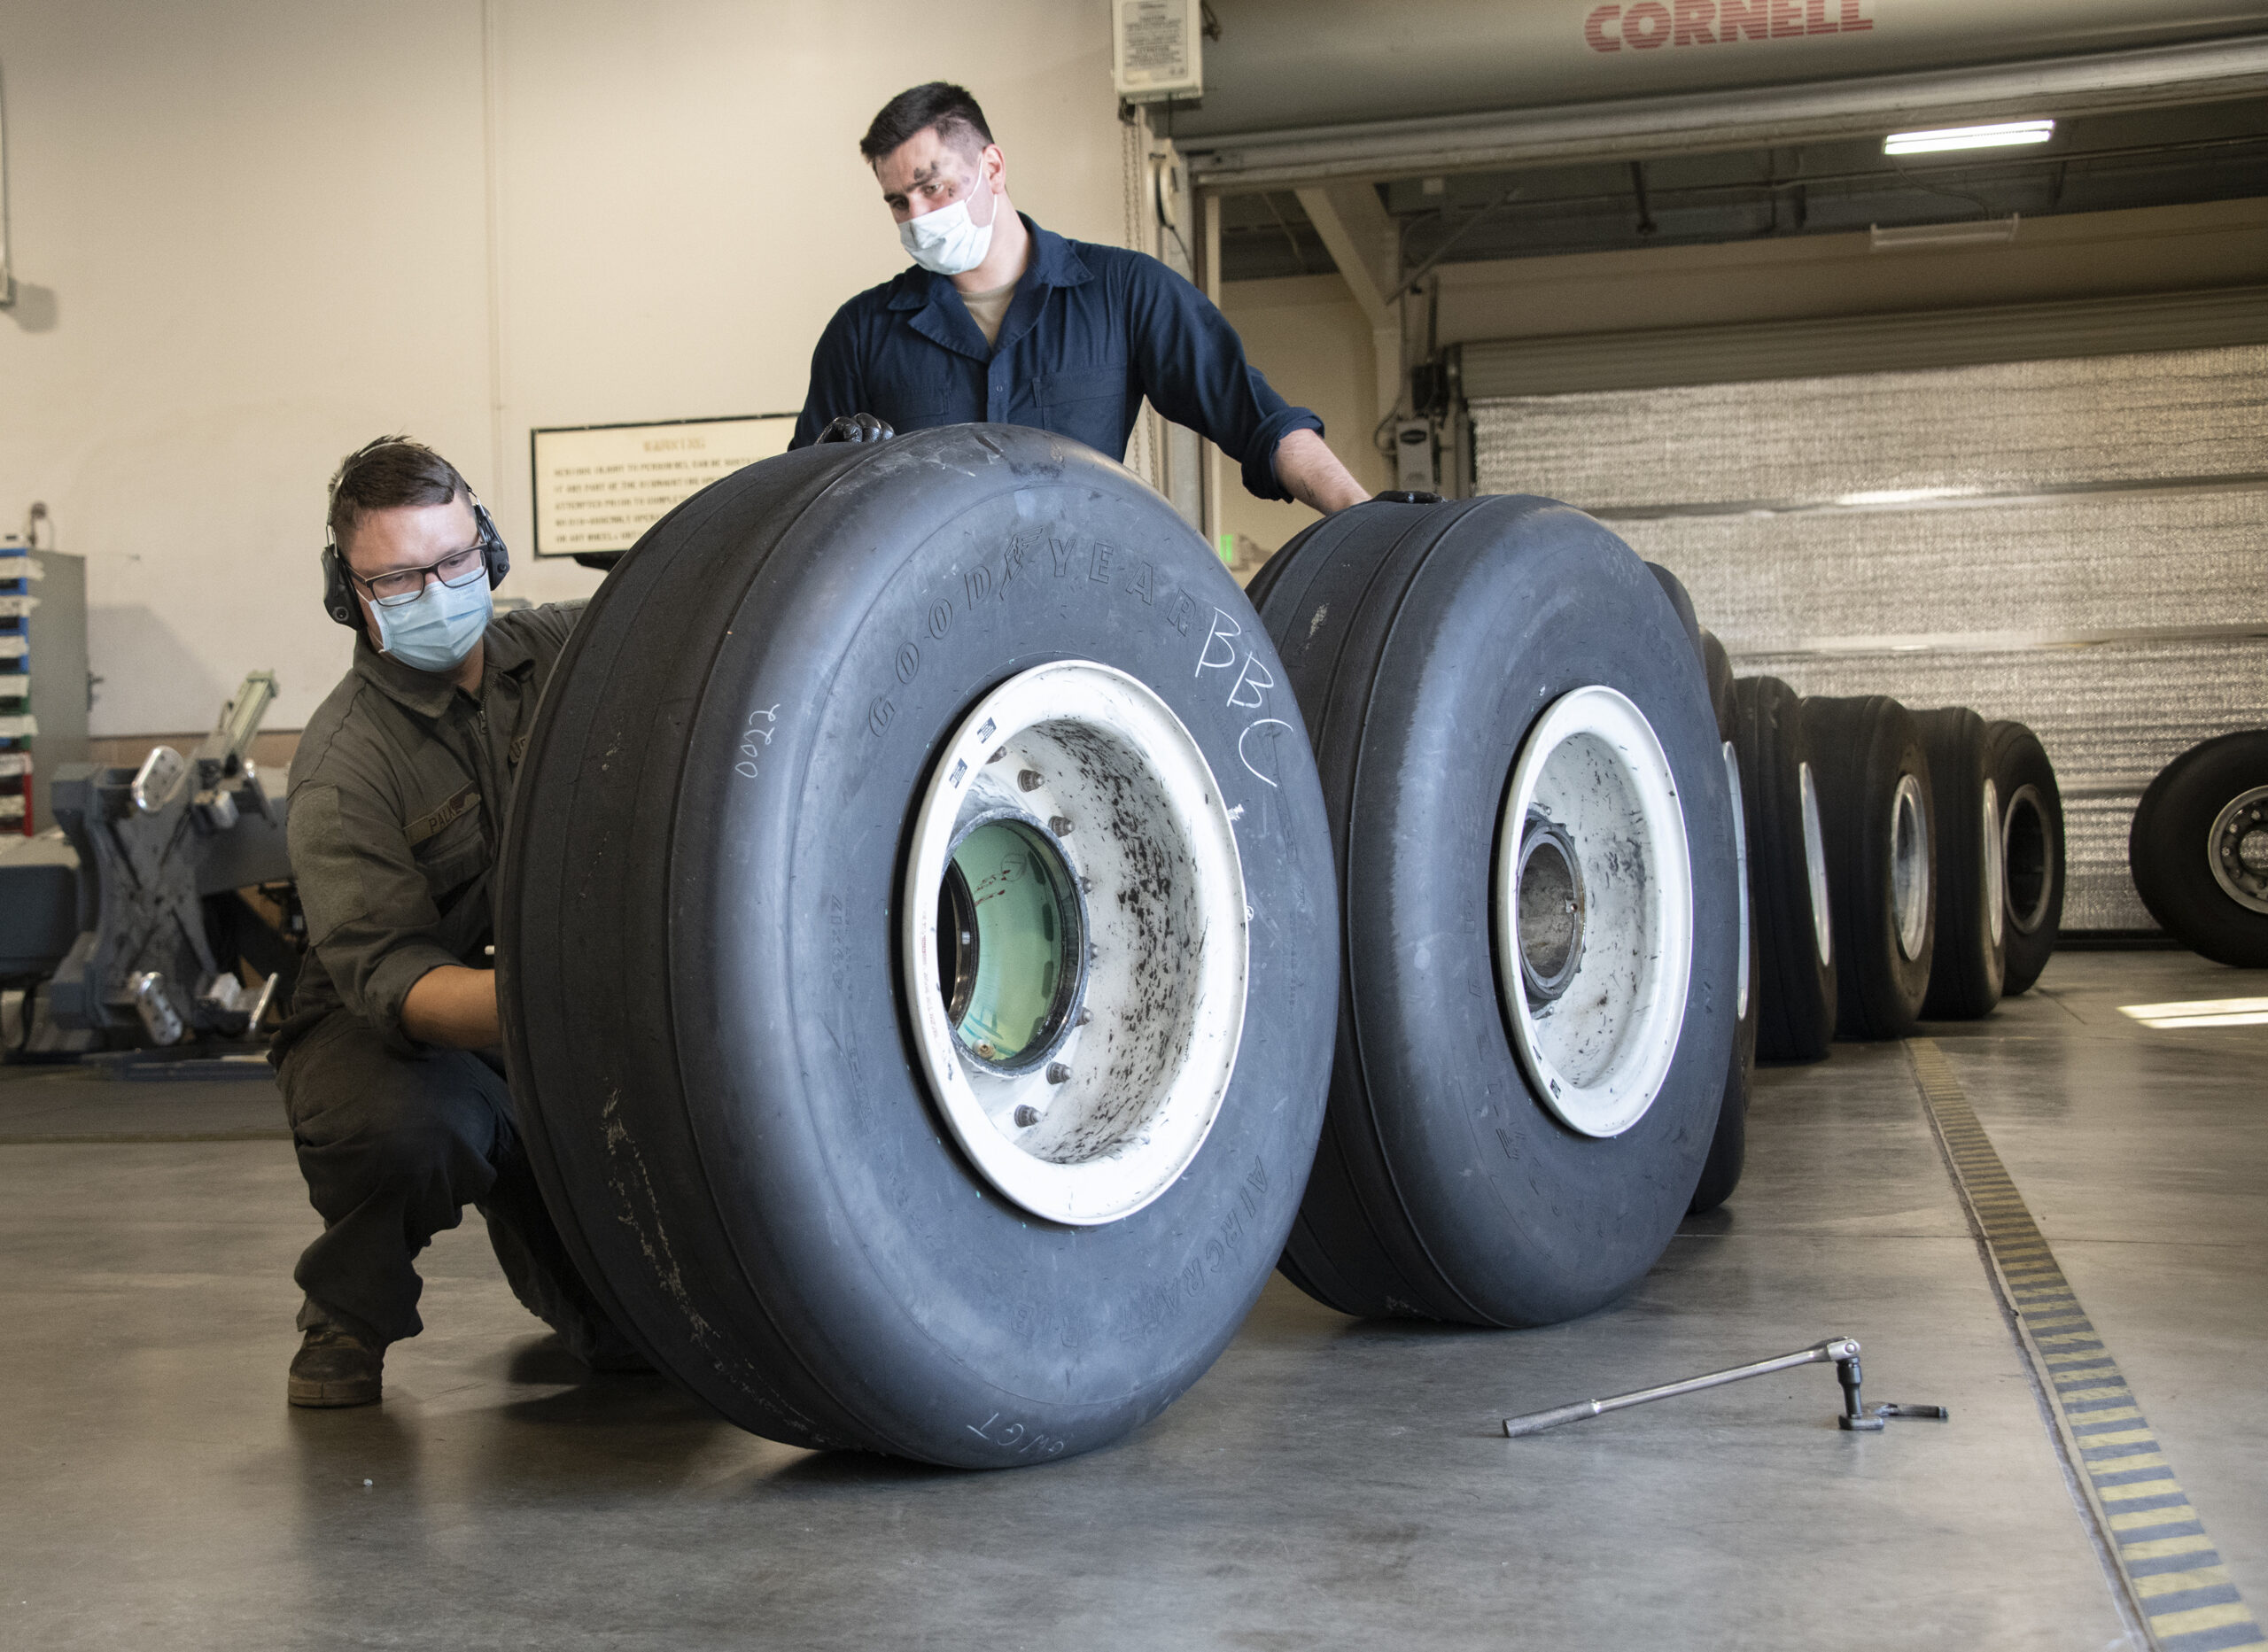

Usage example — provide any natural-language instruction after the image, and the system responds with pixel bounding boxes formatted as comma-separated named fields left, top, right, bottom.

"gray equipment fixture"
left=1502, top=1337, right=1947, bottom=1438
left=4, top=671, right=298, bottom=1055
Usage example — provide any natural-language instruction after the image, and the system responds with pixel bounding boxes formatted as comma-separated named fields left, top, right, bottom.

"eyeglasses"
left=349, top=542, right=488, bottom=607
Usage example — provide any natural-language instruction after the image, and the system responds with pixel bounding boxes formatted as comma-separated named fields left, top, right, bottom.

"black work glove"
left=817, top=413, right=894, bottom=444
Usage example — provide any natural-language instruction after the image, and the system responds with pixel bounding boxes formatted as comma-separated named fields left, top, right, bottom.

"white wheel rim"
left=1981, top=777, right=2005, bottom=949
left=899, top=662, right=1248, bottom=1225
left=2208, top=784, right=2268, bottom=916
left=1493, top=686, right=1693, bottom=1139
left=1891, top=772, right=1931, bottom=962
left=1724, top=741, right=1750, bottom=1022
left=1798, top=760, right=1832, bottom=970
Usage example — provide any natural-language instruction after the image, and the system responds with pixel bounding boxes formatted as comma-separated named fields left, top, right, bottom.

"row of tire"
left=1708, top=656, right=2068, bottom=1062
left=1662, top=610, right=2069, bottom=1215
left=493, top=435, right=2047, bottom=1467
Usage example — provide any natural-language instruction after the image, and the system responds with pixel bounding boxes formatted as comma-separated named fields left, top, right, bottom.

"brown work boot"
left=287, top=1323, right=384, bottom=1408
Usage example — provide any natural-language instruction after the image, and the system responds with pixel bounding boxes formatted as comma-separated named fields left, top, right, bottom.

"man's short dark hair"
left=327, top=438, right=468, bottom=555
left=860, top=82, right=993, bottom=166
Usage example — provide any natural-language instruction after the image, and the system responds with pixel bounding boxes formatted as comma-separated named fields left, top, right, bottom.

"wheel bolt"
left=1046, top=1063, right=1072, bottom=1085
left=1013, top=1105, right=1041, bottom=1128
left=1050, top=815, right=1074, bottom=836
left=1018, top=769, right=1044, bottom=792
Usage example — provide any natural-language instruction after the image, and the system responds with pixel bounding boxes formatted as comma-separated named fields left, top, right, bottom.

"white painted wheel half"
left=1798, top=759, right=1833, bottom=969
left=1493, top=686, right=1695, bottom=1139
left=899, top=661, right=1249, bottom=1226
left=1981, top=777, right=2006, bottom=949
left=1891, top=772, right=1931, bottom=963
left=1724, top=741, right=1751, bottom=1022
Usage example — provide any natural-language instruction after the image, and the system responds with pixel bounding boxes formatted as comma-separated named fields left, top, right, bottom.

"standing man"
left=794, top=81, right=1371, bottom=515
left=276, top=437, right=639, bottom=1407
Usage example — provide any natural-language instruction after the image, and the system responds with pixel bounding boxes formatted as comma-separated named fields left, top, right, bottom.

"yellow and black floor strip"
left=1908, top=1038, right=2263, bottom=1652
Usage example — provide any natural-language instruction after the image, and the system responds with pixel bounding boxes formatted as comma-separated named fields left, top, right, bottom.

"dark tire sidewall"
left=509, top=430, right=1336, bottom=1466
left=1736, top=677, right=1837, bottom=1062
left=1266, top=498, right=1740, bottom=1325
left=1808, top=696, right=1936, bottom=1040
left=1917, top=708, right=2006, bottom=1019
left=1986, top=719, right=2063, bottom=993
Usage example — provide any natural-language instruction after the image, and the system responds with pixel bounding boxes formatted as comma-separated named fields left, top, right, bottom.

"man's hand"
left=402, top=966, right=501, bottom=1049
left=818, top=413, right=896, bottom=444
left=1273, top=428, right=1371, bottom=515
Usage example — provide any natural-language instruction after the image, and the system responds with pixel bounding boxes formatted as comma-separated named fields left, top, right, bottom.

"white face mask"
left=897, top=167, right=998, bottom=276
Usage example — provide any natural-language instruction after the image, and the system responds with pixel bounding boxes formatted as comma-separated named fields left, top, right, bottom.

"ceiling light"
left=1884, top=120, right=2055, bottom=156
left=1869, top=216, right=2020, bottom=252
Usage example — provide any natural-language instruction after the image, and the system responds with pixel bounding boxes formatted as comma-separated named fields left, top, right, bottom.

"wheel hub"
left=1514, top=814, right=1585, bottom=1004
left=936, top=816, right=1087, bottom=1074
left=2209, top=784, right=2268, bottom=916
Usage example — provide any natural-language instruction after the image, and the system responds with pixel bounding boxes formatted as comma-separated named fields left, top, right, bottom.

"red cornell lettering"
left=1840, top=0, right=1873, bottom=29
left=1625, top=0, right=1672, bottom=47
left=1718, top=0, right=1767, bottom=40
left=1674, top=0, right=1718, bottom=44
left=1584, top=4, right=1622, bottom=50
left=1805, top=0, right=1836, bottom=30
left=1768, top=0, right=1804, bottom=35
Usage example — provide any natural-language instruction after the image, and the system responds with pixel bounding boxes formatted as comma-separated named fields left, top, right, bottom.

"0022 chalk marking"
left=733, top=704, right=781, bottom=779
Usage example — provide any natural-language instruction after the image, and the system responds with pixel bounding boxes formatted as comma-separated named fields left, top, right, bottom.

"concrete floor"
left=3, top=951, right=2260, bottom=1650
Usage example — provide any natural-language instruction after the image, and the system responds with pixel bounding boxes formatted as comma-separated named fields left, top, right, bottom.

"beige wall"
left=1215, top=273, right=1394, bottom=558
left=0, top=1, right=1127, bottom=734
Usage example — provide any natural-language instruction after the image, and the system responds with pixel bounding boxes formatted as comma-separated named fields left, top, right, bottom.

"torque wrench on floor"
left=1502, top=1337, right=1948, bottom=1438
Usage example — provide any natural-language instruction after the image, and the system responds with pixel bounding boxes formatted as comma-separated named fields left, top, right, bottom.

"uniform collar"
left=888, top=215, right=1091, bottom=358
left=351, top=613, right=532, bottom=721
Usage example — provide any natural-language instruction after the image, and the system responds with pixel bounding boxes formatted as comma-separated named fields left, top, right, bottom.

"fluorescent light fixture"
left=2119, top=996, right=2268, bottom=1029
left=1885, top=120, right=2054, bottom=156
left=1869, top=216, right=2021, bottom=252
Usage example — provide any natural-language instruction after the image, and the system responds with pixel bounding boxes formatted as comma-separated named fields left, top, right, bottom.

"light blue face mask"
left=374, top=572, right=492, bottom=673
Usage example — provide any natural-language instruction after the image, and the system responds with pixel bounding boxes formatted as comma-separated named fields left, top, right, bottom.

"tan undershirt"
left=958, top=276, right=1020, bottom=348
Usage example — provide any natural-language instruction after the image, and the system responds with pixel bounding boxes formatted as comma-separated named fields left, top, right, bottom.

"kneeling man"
left=276, top=437, right=637, bottom=1407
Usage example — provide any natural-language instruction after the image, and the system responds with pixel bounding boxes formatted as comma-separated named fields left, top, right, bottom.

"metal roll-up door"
left=1469, top=303, right=2268, bottom=932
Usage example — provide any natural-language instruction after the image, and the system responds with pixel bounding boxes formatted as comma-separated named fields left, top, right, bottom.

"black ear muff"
left=322, top=545, right=361, bottom=629
left=472, top=499, right=510, bottom=587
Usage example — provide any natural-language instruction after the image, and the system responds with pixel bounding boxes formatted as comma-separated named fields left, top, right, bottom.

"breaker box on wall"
left=1394, top=421, right=1438, bottom=492
left=1114, top=0, right=1202, bottom=105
